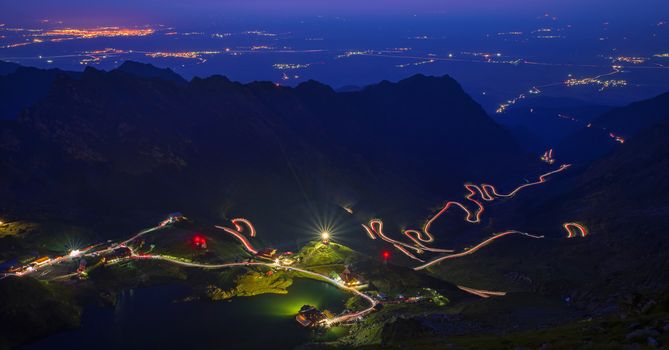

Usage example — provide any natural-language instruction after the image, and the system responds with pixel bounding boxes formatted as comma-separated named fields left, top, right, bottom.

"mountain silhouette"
left=0, top=62, right=528, bottom=240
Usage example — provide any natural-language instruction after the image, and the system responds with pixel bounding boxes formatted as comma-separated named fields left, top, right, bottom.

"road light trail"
left=362, top=219, right=455, bottom=254
left=231, top=218, right=256, bottom=237
left=563, top=222, right=588, bottom=238
left=422, top=165, right=571, bottom=241
left=214, top=225, right=258, bottom=255
left=1, top=225, right=165, bottom=279
left=541, top=149, right=555, bottom=164
left=133, top=255, right=377, bottom=326
left=1, top=217, right=377, bottom=325
left=414, top=231, right=544, bottom=271
left=456, top=285, right=507, bottom=298
left=138, top=220, right=376, bottom=325
left=392, top=244, right=426, bottom=263
left=365, top=164, right=570, bottom=263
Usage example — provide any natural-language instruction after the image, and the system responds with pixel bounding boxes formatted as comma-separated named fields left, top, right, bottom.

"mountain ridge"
left=0, top=61, right=530, bottom=241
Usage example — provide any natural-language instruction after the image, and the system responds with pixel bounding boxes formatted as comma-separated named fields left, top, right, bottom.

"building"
left=278, top=251, right=295, bottom=266
left=159, top=212, right=187, bottom=227
left=103, top=247, right=132, bottom=264
left=295, top=305, right=327, bottom=327
left=76, top=259, right=87, bottom=274
left=339, top=266, right=366, bottom=287
left=31, top=256, right=51, bottom=267
left=256, top=248, right=277, bottom=260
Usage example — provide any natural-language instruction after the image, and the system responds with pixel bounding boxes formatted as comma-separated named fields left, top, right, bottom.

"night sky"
left=1, top=0, right=668, bottom=108
left=2, top=0, right=668, bottom=25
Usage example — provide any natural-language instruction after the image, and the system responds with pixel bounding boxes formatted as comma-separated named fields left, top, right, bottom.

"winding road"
left=3, top=218, right=377, bottom=326
left=361, top=164, right=571, bottom=269
left=139, top=255, right=377, bottom=325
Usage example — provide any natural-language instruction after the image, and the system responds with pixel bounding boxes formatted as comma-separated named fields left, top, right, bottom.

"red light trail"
left=215, top=218, right=258, bottom=255
left=457, top=285, right=508, bottom=298
left=362, top=219, right=455, bottom=256
left=563, top=222, right=588, bottom=238
left=231, top=218, right=256, bottom=237
left=361, top=164, right=571, bottom=269
left=414, top=230, right=544, bottom=271
left=541, top=149, right=555, bottom=164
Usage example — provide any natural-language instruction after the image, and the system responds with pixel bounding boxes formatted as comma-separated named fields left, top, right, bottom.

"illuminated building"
left=339, top=266, right=366, bottom=287
left=277, top=252, right=295, bottom=266
left=159, top=212, right=186, bottom=227
left=256, top=248, right=277, bottom=260
left=103, top=247, right=132, bottom=265
left=32, top=256, right=51, bottom=267
left=295, top=305, right=328, bottom=327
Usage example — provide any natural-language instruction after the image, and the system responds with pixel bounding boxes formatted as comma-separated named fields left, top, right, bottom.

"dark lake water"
left=24, top=278, right=349, bottom=350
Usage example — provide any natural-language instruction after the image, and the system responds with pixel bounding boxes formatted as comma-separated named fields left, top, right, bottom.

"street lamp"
left=321, top=231, right=330, bottom=245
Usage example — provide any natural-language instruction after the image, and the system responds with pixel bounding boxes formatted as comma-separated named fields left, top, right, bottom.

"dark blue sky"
left=2, top=0, right=668, bottom=109
left=2, top=0, right=668, bottom=25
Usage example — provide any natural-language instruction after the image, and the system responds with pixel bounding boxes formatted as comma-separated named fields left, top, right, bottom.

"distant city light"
left=69, top=249, right=81, bottom=257
left=39, top=27, right=155, bottom=40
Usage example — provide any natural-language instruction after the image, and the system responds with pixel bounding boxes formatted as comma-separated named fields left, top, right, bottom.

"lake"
left=23, top=278, right=349, bottom=349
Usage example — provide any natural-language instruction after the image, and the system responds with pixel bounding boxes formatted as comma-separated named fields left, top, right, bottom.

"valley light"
left=69, top=249, right=81, bottom=257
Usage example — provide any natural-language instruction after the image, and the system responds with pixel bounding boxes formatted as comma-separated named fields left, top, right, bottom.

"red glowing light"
left=382, top=251, right=390, bottom=260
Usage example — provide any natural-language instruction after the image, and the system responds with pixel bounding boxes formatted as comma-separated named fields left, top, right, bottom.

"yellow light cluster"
left=145, top=51, right=220, bottom=59
left=615, top=56, right=646, bottom=64
left=273, top=63, right=310, bottom=70
left=40, top=27, right=155, bottom=39
left=564, top=78, right=627, bottom=91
